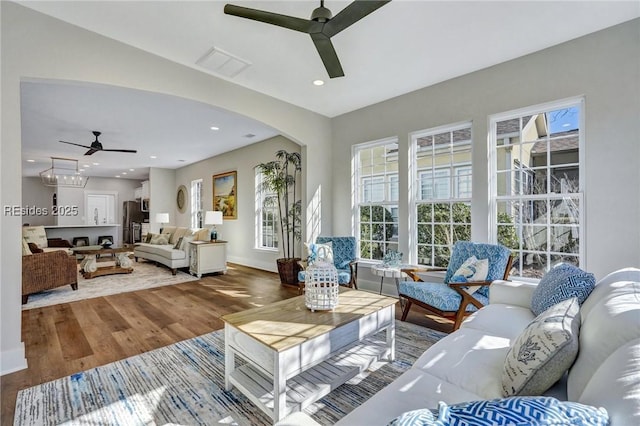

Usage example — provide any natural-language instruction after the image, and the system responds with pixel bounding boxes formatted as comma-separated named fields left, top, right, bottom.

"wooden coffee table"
left=73, top=246, right=134, bottom=279
left=222, top=289, right=397, bottom=422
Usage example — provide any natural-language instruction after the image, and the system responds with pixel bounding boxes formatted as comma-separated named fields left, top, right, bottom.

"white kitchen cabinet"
left=189, top=240, right=227, bottom=278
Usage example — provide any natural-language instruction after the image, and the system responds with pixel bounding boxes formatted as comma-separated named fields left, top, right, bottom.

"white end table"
left=371, top=264, right=407, bottom=308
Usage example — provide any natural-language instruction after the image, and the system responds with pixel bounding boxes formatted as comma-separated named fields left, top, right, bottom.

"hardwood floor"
left=0, top=263, right=451, bottom=425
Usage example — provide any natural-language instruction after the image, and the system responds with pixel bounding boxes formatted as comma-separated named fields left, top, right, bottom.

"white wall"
left=176, top=135, right=301, bottom=272
left=1, top=3, right=332, bottom=375
left=20, top=177, right=56, bottom=226
left=148, top=168, right=176, bottom=233
left=332, top=19, right=640, bottom=289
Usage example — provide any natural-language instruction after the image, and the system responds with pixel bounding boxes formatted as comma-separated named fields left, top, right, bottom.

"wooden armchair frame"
left=400, top=255, right=513, bottom=331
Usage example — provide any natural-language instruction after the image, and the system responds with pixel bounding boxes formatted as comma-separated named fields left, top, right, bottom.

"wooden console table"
left=222, top=289, right=396, bottom=422
left=72, top=247, right=133, bottom=279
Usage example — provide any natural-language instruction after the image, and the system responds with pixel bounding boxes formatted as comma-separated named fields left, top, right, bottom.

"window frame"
left=489, top=97, right=585, bottom=280
left=190, top=179, right=203, bottom=229
left=255, top=168, right=279, bottom=251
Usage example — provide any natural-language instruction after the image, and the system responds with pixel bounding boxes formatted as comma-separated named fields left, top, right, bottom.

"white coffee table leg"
left=273, top=355, right=287, bottom=422
left=224, top=326, right=235, bottom=391
left=80, top=254, right=97, bottom=273
left=387, top=306, right=396, bottom=361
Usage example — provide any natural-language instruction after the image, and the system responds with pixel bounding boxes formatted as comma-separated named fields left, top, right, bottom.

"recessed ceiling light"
left=115, top=175, right=121, bottom=178
left=313, top=80, right=325, bottom=86
left=92, top=162, right=100, bottom=166
left=83, top=164, right=90, bottom=168
left=150, top=155, right=157, bottom=159
left=122, top=172, right=127, bottom=175
left=78, top=168, right=85, bottom=172
left=210, top=126, right=219, bottom=131
left=129, top=168, right=134, bottom=171
left=26, top=159, right=35, bottom=162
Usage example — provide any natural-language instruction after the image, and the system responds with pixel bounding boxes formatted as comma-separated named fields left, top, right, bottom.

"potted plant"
left=257, top=150, right=302, bottom=284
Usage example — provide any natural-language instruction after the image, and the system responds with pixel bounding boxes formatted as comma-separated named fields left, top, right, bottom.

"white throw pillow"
left=451, top=255, right=489, bottom=294
left=305, top=241, right=333, bottom=265
left=502, top=297, right=581, bottom=396
left=179, top=235, right=195, bottom=251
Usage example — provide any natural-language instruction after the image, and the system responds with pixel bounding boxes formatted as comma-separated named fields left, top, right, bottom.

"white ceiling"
left=17, top=1, right=640, bottom=180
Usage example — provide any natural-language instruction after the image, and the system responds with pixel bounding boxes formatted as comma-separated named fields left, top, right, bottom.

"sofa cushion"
left=22, top=238, right=32, bottom=255
left=22, top=225, right=48, bottom=248
left=162, top=226, right=176, bottom=238
left=388, top=397, right=608, bottom=426
left=170, top=227, right=189, bottom=244
left=149, top=233, right=171, bottom=245
left=502, top=298, right=581, bottom=397
left=531, top=263, right=595, bottom=316
left=193, top=228, right=210, bottom=241
left=567, top=275, right=640, bottom=403
left=412, top=328, right=511, bottom=399
left=460, top=303, right=534, bottom=340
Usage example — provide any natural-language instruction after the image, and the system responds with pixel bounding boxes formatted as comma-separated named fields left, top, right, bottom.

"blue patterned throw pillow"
left=531, top=263, right=596, bottom=316
left=387, top=397, right=608, bottom=426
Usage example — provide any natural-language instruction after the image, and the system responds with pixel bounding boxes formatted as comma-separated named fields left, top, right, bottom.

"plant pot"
left=277, top=257, right=302, bottom=285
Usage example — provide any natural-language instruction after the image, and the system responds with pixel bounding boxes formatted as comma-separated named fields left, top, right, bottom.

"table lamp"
left=204, top=210, right=223, bottom=241
left=155, top=212, right=169, bottom=233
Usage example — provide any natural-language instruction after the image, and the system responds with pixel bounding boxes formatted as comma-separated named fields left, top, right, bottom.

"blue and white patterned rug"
left=14, top=321, right=445, bottom=425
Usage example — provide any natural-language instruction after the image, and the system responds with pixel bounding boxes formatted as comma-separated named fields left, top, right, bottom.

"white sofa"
left=134, top=226, right=209, bottom=275
left=337, top=267, right=640, bottom=425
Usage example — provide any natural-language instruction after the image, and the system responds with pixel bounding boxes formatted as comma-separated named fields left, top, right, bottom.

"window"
left=354, top=139, right=399, bottom=260
left=491, top=99, right=583, bottom=278
left=412, top=122, right=472, bottom=267
left=255, top=168, right=278, bottom=250
left=190, top=179, right=202, bottom=228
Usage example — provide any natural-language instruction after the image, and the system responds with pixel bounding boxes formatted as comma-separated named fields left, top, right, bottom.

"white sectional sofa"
left=134, top=226, right=209, bottom=275
left=337, top=268, right=640, bottom=425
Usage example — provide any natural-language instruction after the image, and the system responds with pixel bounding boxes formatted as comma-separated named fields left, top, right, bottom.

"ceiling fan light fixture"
left=39, top=157, right=88, bottom=188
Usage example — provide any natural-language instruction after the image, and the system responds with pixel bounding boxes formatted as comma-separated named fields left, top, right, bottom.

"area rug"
left=14, top=321, right=446, bottom=425
left=22, top=260, right=198, bottom=310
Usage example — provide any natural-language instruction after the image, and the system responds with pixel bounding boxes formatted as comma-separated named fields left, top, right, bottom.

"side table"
left=371, top=264, right=407, bottom=309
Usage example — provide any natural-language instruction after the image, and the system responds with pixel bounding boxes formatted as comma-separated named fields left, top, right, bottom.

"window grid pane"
left=255, top=170, right=278, bottom=249
left=355, top=140, right=399, bottom=260
left=413, top=123, right=472, bottom=266
left=493, top=103, right=583, bottom=278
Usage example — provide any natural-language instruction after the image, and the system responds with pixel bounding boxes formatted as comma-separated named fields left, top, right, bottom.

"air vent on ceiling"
left=196, top=47, right=251, bottom=78
left=243, top=133, right=256, bottom=139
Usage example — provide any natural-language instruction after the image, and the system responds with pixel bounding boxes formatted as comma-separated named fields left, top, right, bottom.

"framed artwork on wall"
left=213, top=171, right=237, bottom=219
left=176, top=185, right=187, bottom=213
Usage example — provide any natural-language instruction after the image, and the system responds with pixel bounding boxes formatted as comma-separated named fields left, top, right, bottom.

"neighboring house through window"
left=491, top=98, right=584, bottom=278
left=190, top=179, right=202, bottom=228
left=354, top=138, right=399, bottom=260
left=412, top=122, right=473, bottom=267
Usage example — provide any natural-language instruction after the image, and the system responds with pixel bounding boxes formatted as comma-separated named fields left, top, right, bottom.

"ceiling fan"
left=59, top=131, right=137, bottom=156
left=224, top=0, right=390, bottom=78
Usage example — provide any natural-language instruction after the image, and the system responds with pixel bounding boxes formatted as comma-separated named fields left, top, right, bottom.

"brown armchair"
left=22, top=250, right=78, bottom=304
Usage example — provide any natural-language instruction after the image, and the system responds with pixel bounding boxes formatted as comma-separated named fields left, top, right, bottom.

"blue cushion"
left=531, top=263, right=596, bottom=316
left=387, top=397, right=609, bottom=426
left=399, top=281, right=488, bottom=312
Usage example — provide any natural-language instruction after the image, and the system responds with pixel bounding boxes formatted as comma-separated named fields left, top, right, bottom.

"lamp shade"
left=155, top=213, right=170, bottom=223
left=204, top=210, right=223, bottom=225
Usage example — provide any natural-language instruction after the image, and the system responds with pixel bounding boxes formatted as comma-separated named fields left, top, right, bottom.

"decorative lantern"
left=304, top=260, right=339, bottom=312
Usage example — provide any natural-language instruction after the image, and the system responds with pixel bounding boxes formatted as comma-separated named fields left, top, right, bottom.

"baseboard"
left=227, top=256, right=277, bottom=273
left=1, top=343, right=27, bottom=375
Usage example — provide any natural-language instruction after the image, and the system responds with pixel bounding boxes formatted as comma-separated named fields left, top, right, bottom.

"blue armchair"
left=298, top=236, right=358, bottom=294
left=399, top=241, right=513, bottom=331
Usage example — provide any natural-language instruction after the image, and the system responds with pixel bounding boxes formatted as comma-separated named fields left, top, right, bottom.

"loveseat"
left=337, top=267, right=640, bottom=425
left=133, top=226, right=209, bottom=274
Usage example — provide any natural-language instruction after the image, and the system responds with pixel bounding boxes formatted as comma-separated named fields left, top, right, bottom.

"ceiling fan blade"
left=84, top=148, right=98, bottom=156
left=101, top=149, right=138, bottom=154
left=310, top=33, right=344, bottom=78
left=224, top=4, right=320, bottom=33
left=60, top=140, right=92, bottom=149
left=324, top=0, right=391, bottom=37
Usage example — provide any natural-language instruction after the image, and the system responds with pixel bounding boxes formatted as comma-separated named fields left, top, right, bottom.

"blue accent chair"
left=298, top=236, right=358, bottom=294
left=399, top=241, right=513, bottom=331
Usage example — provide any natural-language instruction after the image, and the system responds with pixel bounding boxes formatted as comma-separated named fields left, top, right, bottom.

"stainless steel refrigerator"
left=122, top=200, right=144, bottom=244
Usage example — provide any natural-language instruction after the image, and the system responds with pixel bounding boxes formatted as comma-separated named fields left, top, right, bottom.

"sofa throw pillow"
left=144, top=233, right=153, bottom=243
left=305, top=241, right=333, bottom=265
left=531, top=263, right=596, bottom=316
left=27, top=242, right=44, bottom=254
left=502, top=297, right=581, bottom=397
left=149, top=233, right=171, bottom=245
left=179, top=235, right=195, bottom=251
left=387, top=397, right=608, bottom=426
left=22, top=238, right=32, bottom=255
left=22, top=225, right=48, bottom=248
left=173, top=237, right=183, bottom=250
